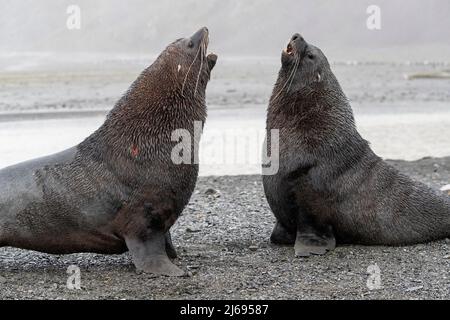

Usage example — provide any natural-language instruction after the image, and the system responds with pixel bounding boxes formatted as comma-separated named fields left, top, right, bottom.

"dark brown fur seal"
left=263, top=34, right=450, bottom=257
left=0, top=27, right=217, bottom=276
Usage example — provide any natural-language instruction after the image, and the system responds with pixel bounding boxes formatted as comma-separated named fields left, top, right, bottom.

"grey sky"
left=1, top=0, right=449, bottom=58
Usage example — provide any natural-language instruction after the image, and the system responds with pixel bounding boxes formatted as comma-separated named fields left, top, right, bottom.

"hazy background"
left=1, top=0, right=450, bottom=59
left=0, top=0, right=449, bottom=175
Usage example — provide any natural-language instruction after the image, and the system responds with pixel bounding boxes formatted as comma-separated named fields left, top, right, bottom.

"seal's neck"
left=106, top=60, right=206, bottom=131
left=114, top=60, right=206, bottom=115
left=78, top=61, right=207, bottom=170
left=269, top=75, right=355, bottom=130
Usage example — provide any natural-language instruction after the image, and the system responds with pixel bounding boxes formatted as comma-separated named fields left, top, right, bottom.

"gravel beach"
left=0, top=157, right=449, bottom=300
left=2, top=0, right=450, bottom=302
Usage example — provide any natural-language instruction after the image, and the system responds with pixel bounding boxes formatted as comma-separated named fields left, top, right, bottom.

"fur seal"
left=263, top=34, right=450, bottom=257
left=0, top=27, right=218, bottom=276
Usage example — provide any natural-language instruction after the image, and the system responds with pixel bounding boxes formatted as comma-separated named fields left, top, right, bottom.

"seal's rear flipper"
left=125, top=232, right=185, bottom=277
left=294, top=226, right=336, bottom=257
left=270, top=221, right=296, bottom=245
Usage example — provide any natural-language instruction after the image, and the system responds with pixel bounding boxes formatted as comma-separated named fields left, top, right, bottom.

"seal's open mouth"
left=285, top=43, right=294, bottom=55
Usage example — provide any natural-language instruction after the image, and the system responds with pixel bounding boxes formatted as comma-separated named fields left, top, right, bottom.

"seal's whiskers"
left=286, top=57, right=300, bottom=95
left=194, top=38, right=206, bottom=97
left=271, top=55, right=299, bottom=102
left=181, top=38, right=203, bottom=96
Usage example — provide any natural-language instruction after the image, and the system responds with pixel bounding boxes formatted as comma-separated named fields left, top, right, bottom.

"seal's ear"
left=207, top=54, right=217, bottom=70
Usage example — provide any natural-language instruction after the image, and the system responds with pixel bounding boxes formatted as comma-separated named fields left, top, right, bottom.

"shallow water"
left=1, top=105, right=449, bottom=176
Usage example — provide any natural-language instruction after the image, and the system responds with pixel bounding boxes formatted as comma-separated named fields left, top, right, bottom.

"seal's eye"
left=188, top=40, right=194, bottom=48
left=307, top=53, right=315, bottom=60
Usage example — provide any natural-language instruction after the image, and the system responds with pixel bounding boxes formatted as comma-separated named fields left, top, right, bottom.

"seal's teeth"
left=286, top=43, right=293, bottom=55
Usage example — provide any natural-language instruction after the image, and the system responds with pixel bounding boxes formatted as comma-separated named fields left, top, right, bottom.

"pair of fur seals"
left=0, top=27, right=217, bottom=276
left=1, top=29, right=448, bottom=276
left=263, top=34, right=450, bottom=257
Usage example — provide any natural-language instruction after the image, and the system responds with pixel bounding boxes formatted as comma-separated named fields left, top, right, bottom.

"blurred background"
left=0, top=0, right=449, bottom=175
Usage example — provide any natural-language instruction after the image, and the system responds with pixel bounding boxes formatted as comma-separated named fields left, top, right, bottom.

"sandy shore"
left=0, top=156, right=449, bottom=300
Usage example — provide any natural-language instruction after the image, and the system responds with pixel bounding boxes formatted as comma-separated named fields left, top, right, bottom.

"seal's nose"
left=291, top=33, right=304, bottom=43
left=289, top=33, right=307, bottom=54
left=190, top=27, right=208, bottom=46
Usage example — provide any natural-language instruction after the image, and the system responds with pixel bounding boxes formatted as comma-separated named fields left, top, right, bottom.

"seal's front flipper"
left=165, top=231, right=177, bottom=260
left=125, top=232, right=185, bottom=277
left=270, top=221, right=296, bottom=245
left=294, top=226, right=335, bottom=257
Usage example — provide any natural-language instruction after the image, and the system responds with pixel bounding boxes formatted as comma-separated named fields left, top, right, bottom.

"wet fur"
left=263, top=35, right=450, bottom=248
left=0, top=32, right=215, bottom=262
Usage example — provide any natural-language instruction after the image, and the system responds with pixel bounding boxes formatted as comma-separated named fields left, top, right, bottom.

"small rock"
left=186, top=227, right=201, bottom=233
left=249, top=245, right=259, bottom=252
left=0, top=276, right=6, bottom=284
left=187, top=265, right=200, bottom=270
left=405, top=285, right=423, bottom=292
left=443, top=254, right=450, bottom=259
left=205, top=188, right=218, bottom=195
left=440, top=184, right=450, bottom=192
left=445, top=238, right=450, bottom=244
left=183, top=271, right=193, bottom=278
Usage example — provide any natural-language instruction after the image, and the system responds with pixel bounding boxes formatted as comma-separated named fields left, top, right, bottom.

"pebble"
left=187, top=265, right=200, bottom=270
left=1, top=167, right=449, bottom=299
left=405, top=286, right=423, bottom=292
left=249, top=245, right=259, bottom=252
left=205, top=188, right=219, bottom=195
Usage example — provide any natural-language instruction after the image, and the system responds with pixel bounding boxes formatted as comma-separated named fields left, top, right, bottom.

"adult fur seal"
left=263, top=34, right=450, bottom=257
left=0, top=27, right=218, bottom=276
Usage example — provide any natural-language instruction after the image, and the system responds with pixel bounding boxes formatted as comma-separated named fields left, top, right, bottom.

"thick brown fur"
left=263, top=34, right=450, bottom=257
left=0, top=28, right=217, bottom=275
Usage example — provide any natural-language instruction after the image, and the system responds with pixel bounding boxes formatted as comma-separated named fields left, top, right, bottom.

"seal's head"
left=155, top=27, right=217, bottom=97
left=102, top=27, right=218, bottom=159
left=272, top=33, right=340, bottom=102
left=268, top=34, right=356, bottom=148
